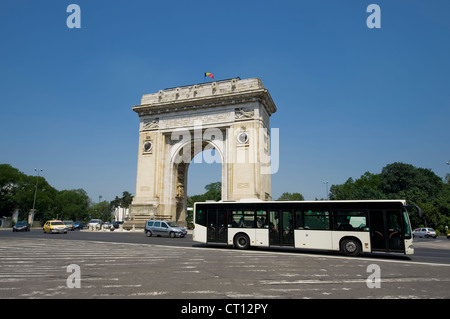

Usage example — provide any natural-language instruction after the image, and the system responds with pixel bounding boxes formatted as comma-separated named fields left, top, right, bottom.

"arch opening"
left=171, top=139, right=225, bottom=226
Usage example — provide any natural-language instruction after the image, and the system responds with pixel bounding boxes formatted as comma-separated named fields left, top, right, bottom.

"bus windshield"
left=403, top=211, right=412, bottom=238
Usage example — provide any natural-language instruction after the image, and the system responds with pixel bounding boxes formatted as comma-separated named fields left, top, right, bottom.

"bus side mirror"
left=405, top=205, right=422, bottom=217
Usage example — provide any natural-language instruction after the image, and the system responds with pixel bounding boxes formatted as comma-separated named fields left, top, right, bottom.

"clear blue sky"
left=1, top=0, right=449, bottom=202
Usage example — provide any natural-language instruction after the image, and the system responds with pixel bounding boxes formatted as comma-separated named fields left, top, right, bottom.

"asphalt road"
left=3, top=228, right=448, bottom=264
left=0, top=229, right=449, bottom=302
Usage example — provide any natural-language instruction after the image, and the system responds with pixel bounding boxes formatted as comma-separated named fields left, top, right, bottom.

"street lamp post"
left=30, top=168, right=43, bottom=227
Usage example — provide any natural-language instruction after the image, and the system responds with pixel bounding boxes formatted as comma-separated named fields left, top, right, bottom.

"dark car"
left=13, top=221, right=30, bottom=232
left=111, top=221, right=124, bottom=229
left=73, top=221, right=83, bottom=230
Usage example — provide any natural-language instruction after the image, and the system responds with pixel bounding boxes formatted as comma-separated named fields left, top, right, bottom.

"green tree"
left=54, top=189, right=90, bottom=221
left=435, top=176, right=450, bottom=234
left=0, top=164, right=59, bottom=221
left=111, top=191, right=134, bottom=208
left=436, top=179, right=450, bottom=216
left=12, top=174, right=58, bottom=221
left=330, top=172, right=383, bottom=200
left=204, top=182, right=221, bottom=201
left=380, top=162, right=443, bottom=200
left=277, top=192, right=304, bottom=201
left=0, top=164, right=25, bottom=216
left=187, top=182, right=222, bottom=207
left=418, top=202, right=444, bottom=229
left=329, top=162, right=450, bottom=231
left=89, top=201, right=113, bottom=222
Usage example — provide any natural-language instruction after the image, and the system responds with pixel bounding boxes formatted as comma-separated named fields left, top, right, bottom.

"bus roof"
left=195, top=199, right=407, bottom=205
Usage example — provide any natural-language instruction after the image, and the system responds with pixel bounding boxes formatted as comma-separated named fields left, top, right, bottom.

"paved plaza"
left=1, top=236, right=449, bottom=299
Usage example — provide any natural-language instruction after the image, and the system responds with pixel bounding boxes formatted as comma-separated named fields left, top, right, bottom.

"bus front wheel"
left=234, top=233, right=250, bottom=250
left=341, top=238, right=361, bottom=256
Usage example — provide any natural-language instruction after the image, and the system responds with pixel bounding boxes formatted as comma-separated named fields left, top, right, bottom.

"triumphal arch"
left=129, top=77, right=277, bottom=225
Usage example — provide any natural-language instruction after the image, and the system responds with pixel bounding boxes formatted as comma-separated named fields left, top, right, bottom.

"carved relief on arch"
left=235, top=107, right=254, bottom=120
left=175, top=163, right=187, bottom=200
left=142, top=118, right=159, bottom=131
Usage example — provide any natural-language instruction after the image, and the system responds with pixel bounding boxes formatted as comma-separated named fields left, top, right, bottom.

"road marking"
left=103, top=284, right=142, bottom=288
left=261, top=277, right=450, bottom=285
left=128, top=291, right=168, bottom=296
left=1, top=238, right=449, bottom=268
left=95, top=240, right=450, bottom=267
left=0, top=237, right=449, bottom=299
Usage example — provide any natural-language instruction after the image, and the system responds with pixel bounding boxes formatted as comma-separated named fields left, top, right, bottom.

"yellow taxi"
left=43, top=220, right=68, bottom=234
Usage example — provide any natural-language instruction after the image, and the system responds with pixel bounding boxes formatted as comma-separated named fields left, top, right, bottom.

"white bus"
left=193, top=200, right=420, bottom=256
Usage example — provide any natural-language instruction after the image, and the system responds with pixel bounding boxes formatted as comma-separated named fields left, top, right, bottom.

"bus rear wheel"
left=341, top=238, right=361, bottom=256
left=234, top=233, right=250, bottom=250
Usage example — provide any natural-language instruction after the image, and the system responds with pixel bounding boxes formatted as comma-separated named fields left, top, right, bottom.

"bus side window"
left=304, top=211, right=330, bottom=230
left=243, top=211, right=255, bottom=228
left=256, top=210, right=268, bottom=228
left=295, top=211, right=304, bottom=229
left=229, top=211, right=242, bottom=228
left=333, top=211, right=367, bottom=231
left=230, top=211, right=255, bottom=228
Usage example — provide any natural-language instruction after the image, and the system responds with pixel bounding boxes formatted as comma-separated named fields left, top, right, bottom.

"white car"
left=413, top=228, right=437, bottom=238
left=87, top=219, right=102, bottom=230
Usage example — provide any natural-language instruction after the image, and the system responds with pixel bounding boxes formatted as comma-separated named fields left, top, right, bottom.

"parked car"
left=106, top=221, right=124, bottom=231
left=13, top=221, right=30, bottom=232
left=64, top=220, right=75, bottom=231
left=87, top=219, right=102, bottom=230
left=111, top=221, right=124, bottom=229
left=412, top=228, right=437, bottom=238
left=43, top=220, right=67, bottom=234
left=73, top=221, right=83, bottom=230
left=145, top=220, right=187, bottom=238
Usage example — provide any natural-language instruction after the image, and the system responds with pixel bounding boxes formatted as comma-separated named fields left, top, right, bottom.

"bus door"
left=207, top=210, right=227, bottom=243
left=369, top=210, right=404, bottom=252
left=269, top=210, right=294, bottom=246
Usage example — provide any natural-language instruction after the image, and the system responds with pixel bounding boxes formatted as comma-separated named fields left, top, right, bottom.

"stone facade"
left=130, top=77, right=277, bottom=225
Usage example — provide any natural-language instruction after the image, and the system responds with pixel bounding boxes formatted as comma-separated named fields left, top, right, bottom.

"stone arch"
left=170, top=138, right=225, bottom=224
left=130, top=77, right=277, bottom=225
